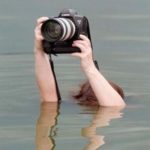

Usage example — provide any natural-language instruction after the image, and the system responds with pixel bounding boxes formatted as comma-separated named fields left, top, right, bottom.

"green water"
left=0, top=0, right=150, bottom=149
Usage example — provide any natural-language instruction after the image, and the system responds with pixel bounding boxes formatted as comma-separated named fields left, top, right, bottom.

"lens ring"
left=41, top=17, right=76, bottom=42
left=59, top=18, right=71, bottom=41
left=59, top=18, right=76, bottom=40
left=54, top=18, right=67, bottom=41
left=67, top=19, right=76, bottom=39
left=41, top=19, right=63, bottom=42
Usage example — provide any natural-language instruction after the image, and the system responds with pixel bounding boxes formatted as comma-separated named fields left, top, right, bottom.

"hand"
left=34, top=17, right=49, bottom=53
left=71, top=34, right=95, bottom=71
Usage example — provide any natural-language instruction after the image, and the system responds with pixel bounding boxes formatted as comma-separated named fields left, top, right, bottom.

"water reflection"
left=36, top=103, right=124, bottom=150
left=36, top=102, right=59, bottom=150
left=81, top=107, right=124, bottom=150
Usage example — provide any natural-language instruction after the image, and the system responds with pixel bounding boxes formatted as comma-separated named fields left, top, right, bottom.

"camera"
left=41, top=9, right=92, bottom=54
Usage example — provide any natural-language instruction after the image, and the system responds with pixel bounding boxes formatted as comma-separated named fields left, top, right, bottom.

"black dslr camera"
left=41, top=9, right=92, bottom=54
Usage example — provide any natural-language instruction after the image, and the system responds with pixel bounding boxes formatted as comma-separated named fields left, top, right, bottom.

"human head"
left=73, top=81, right=124, bottom=106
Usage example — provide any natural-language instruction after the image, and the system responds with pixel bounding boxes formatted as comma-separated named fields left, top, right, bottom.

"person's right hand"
left=71, top=34, right=95, bottom=73
left=34, top=17, right=49, bottom=53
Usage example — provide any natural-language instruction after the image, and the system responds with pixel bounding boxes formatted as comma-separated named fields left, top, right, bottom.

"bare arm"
left=71, top=35, right=126, bottom=107
left=34, top=17, right=58, bottom=102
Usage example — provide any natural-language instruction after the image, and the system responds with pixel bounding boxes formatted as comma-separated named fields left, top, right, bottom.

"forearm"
left=83, top=63, right=125, bottom=107
left=34, top=50, right=58, bottom=102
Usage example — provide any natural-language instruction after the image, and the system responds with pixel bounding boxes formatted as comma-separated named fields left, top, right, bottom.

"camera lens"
left=41, top=20, right=62, bottom=42
left=46, top=22, right=61, bottom=39
left=41, top=18, right=76, bottom=42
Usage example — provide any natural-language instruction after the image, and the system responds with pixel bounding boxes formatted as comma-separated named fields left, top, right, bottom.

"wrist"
left=34, top=38, right=44, bottom=52
left=34, top=48, right=45, bottom=56
left=81, top=59, right=96, bottom=74
left=34, top=47, right=45, bottom=55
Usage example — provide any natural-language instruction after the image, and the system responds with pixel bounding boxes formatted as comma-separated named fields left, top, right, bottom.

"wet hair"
left=73, top=81, right=124, bottom=106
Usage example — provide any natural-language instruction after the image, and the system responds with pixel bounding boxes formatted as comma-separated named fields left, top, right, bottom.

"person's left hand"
left=34, top=17, right=49, bottom=54
left=71, top=34, right=94, bottom=71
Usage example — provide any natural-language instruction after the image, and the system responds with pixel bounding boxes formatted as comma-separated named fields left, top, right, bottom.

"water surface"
left=0, top=0, right=150, bottom=149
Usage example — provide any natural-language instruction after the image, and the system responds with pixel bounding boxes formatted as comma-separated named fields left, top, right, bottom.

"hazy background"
left=0, top=0, right=150, bottom=149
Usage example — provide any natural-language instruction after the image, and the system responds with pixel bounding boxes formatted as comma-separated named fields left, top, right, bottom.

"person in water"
left=34, top=17, right=126, bottom=107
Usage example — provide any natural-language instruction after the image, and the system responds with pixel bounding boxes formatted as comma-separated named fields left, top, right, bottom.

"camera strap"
left=49, top=55, right=61, bottom=101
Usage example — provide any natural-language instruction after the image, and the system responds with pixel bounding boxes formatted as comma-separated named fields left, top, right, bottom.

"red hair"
left=73, top=81, right=124, bottom=106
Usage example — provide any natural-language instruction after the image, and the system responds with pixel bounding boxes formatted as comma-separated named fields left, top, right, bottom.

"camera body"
left=41, top=9, right=92, bottom=54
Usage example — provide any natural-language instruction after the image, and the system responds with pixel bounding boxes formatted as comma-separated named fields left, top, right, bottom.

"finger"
left=79, top=34, right=91, bottom=45
left=35, top=31, right=44, bottom=40
left=73, top=40, right=88, bottom=48
left=72, top=43, right=86, bottom=52
left=34, top=26, right=44, bottom=40
left=36, top=35, right=44, bottom=41
left=34, top=24, right=42, bottom=34
left=37, top=24, right=43, bottom=31
left=36, top=17, right=49, bottom=26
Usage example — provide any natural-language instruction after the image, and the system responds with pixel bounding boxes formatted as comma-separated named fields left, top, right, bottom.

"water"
left=0, top=0, right=150, bottom=149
